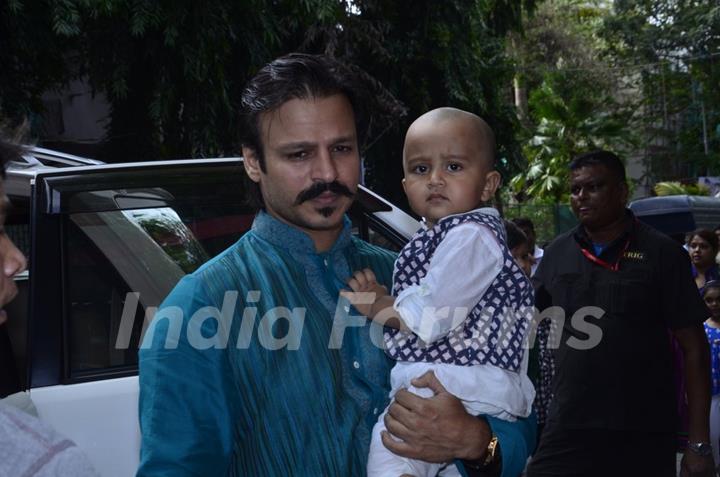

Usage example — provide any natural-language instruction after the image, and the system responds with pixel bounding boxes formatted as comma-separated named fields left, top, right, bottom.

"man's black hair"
left=504, top=219, right=528, bottom=251
left=569, top=150, right=626, bottom=183
left=239, top=53, right=368, bottom=172
left=511, top=217, right=535, bottom=234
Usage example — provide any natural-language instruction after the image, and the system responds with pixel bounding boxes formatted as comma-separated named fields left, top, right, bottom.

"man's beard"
left=317, top=207, right=335, bottom=218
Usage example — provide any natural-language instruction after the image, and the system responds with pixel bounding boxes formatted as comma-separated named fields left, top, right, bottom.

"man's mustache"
left=294, top=181, right=355, bottom=205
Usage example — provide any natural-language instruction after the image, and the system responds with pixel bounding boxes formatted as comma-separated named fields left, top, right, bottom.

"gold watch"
left=483, top=436, right=499, bottom=466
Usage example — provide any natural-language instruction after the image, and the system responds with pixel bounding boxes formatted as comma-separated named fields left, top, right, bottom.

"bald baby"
left=401, top=107, right=501, bottom=226
left=403, top=107, right=496, bottom=168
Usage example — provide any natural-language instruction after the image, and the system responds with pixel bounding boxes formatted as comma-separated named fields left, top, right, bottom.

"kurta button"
left=344, top=306, right=350, bottom=313
left=373, top=408, right=378, bottom=415
left=353, top=361, right=360, bottom=369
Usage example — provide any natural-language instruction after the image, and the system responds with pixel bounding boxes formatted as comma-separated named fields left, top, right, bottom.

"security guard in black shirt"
left=526, top=151, right=715, bottom=477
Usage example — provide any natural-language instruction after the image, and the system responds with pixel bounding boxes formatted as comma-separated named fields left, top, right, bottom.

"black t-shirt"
left=533, top=211, right=707, bottom=431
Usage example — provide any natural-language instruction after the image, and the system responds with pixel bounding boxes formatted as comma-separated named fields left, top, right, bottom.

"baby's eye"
left=447, top=163, right=463, bottom=172
left=412, top=165, right=429, bottom=174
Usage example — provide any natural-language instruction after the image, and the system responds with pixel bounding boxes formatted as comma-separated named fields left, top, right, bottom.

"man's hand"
left=340, top=268, right=388, bottom=317
left=680, top=451, right=716, bottom=477
left=382, top=371, right=490, bottom=463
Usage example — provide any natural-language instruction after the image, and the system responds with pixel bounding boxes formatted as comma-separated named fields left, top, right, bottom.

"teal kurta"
left=137, top=211, right=535, bottom=476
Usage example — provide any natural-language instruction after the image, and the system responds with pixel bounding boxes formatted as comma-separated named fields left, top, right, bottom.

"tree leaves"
left=2, top=0, right=537, bottom=206
left=509, top=1, right=638, bottom=201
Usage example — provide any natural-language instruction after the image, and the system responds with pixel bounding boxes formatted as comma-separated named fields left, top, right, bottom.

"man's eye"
left=288, top=151, right=309, bottom=160
left=571, top=183, right=600, bottom=195
left=333, top=145, right=352, bottom=153
left=447, top=163, right=462, bottom=172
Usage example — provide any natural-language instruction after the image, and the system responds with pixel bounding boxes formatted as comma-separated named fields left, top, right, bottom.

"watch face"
left=690, top=443, right=713, bottom=457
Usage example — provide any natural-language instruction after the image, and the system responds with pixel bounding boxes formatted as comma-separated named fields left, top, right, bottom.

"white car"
left=2, top=151, right=419, bottom=476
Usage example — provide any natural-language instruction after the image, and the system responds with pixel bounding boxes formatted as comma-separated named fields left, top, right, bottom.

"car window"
left=62, top=178, right=254, bottom=377
left=366, top=227, right=403, bottom=252
left=351, top=212, right=410, bottom=253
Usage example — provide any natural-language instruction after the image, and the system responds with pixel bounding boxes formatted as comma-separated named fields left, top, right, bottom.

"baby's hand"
left=340, top=268, right=388, bottom=317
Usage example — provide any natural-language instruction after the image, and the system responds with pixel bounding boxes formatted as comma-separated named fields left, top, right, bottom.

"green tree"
left=0, top=1, right=73, bottom=126
left=509, top=0, right=637, bottom=201
left=602, top=0, right=720, bottom=181
left=0, top=0, right=537, bottom=207
left=310, top=0, right=539, bottom=205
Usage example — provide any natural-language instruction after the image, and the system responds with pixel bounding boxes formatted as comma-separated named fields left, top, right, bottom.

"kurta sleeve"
left=137, top=274, right=236, bottom=476
left=393, top=223, right=503, bottom=343
left=456, top=414, right=537, bottom=477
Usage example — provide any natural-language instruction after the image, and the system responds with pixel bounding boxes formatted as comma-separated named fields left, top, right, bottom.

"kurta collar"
left=251, top=210, right=353, bottom=255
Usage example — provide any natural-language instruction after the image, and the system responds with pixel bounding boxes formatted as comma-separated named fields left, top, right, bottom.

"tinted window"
left=63, top=173, right=254, bottom=376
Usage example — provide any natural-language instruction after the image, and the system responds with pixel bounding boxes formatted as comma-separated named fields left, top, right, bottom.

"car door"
left=24, top=159, right=254, bottom=476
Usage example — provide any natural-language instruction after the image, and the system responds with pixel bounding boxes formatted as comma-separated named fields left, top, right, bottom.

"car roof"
left=4, top=154, right=403, bottom=218
left=14, top=146, right=105, bottom=168
left=629, top=194, right=720, bottom=215
left=629, top=194, right=720, bottom=235
left=5, top=156, right=245, bottom=198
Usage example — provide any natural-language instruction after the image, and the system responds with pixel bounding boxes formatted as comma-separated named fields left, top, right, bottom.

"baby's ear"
left=481, top=171, right=502, bottom=201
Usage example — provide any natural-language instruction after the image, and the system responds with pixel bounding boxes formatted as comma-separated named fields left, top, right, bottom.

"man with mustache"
left=138, top=54, right=534, bottom=476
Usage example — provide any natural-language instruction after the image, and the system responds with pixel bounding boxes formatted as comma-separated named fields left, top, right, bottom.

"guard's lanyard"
left=580, top=238, right=631, bottom=272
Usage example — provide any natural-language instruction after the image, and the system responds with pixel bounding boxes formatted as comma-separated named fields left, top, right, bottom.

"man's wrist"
left=687, top=442, right=713, bottom=457
left=462, top=436, right=502, bottom=476
left=458, top=415, right=492, bottom=460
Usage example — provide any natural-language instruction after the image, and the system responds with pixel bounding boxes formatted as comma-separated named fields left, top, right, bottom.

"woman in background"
left=688, top=229, right=720, bottom=290
left=702, top=280, right=720, bottom=469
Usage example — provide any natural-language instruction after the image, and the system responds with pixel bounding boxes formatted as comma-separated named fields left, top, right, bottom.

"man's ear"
left=242, top=147, right=262, bottom=183
left=481, top=171, right=502, bottom=202
left=620, top=180, right=630, bottom=205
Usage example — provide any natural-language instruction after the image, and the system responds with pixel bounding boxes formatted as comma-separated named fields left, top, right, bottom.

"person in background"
left=511, top=218, right=543, bottom=275
left=681, top=229, right=720, bottom=451
left=702, top=280, right=720, bottom=469
left=527, top=150, right=714, bottom=477
left=714, top=225, right=720, bottom=265
left=0, top=127, right=29, bottom=397
left=689, top=229, right=720, bottom=290
left=0, top=127, right=98, bottom=476
left=504, top=220, right=533, bottom=277
left=505, top=219, right=554, bottom=439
